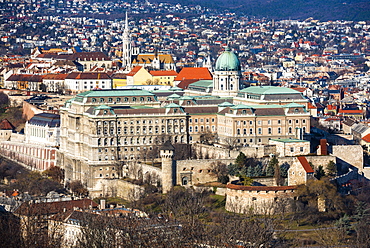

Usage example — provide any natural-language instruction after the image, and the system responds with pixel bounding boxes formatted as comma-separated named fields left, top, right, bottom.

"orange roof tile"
left=149, top=70, right=178, bottom=76
left=127, top=66, right=143, bottom=76
left=297, top=156, right=314, bottom=173
left=174, top=67, right=212, bottom=81
left=362, top=133, right=370, bottom=143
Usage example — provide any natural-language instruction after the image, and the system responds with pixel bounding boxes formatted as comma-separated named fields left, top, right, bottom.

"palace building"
left=57, top=46, right=310, bottom=195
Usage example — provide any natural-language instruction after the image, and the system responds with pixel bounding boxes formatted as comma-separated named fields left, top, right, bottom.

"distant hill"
left=155, top=0, right=370, bottom=21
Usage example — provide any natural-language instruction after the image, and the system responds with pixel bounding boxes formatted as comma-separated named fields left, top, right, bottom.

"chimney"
left=100, top=199, right=106, bottom=209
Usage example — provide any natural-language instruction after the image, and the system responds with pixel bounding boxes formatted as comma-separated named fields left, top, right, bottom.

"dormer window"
left=116, top=98, right=121, bottom=102
left=124, top=97, right=128, bottom=102
left=132, top=97, right=136, bottom=102
left=174, top=108, right=178, bottom=113
left=108, top=98, right=113, bottom=103
left=104, top=110, right=107, bottom=115
left=100, top=98, right=104, bottom=102
left=140, top=97, right=144, bottom=101
left=294, top=108, right=299, bottom=113
left=92, top=98, right=96, bottom=103
left=242, top=110, right=246, bottom=114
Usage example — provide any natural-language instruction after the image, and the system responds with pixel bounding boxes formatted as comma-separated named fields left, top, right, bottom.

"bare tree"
left=223, top=137, right=238, bottom=157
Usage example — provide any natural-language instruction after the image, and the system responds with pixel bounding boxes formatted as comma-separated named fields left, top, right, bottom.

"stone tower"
left=160, top=140, right=175, bottom=194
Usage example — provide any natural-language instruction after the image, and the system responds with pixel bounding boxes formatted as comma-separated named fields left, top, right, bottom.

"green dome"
left=215, top=47, right=241, bottom=71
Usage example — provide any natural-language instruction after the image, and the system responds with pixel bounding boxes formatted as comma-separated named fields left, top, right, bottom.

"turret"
left=160, top=140, right=175, bottom=193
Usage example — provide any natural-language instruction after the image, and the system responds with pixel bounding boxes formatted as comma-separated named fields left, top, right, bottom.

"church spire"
left=122, top=12, right=132, bottom=71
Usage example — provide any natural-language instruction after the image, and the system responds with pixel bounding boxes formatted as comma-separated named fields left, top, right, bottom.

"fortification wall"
left=176, top=159, right=234, bottom=185
left=225, top=184, right=297, bottom=215
left=332, top=145, right=363, bottom=172
left=89, top=179, right=144, bottom=200
left=193, top=143, right=273, bottom=159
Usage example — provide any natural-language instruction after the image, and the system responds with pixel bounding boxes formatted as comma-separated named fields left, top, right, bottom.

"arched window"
left=182, top=176, right=189, bottom=185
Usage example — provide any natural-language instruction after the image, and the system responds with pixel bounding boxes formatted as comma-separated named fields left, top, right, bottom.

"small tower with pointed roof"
left=122, top=12, right=132, bottom=71
left=160, top=140, right=175, bottom=193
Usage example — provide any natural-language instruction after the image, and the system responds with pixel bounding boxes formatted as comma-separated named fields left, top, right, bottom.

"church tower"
left=122, top=12, right=132, bottom=71
left=212, top=47, right=242, bottom=97
left=160, top=140, right=175, bottom=194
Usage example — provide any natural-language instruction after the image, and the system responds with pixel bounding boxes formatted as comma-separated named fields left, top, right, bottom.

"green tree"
left=235, top=152, right=247, bottom=169
left=326, top=161, right=337, bottom=177
left=315, top=165, right=326, bottom=180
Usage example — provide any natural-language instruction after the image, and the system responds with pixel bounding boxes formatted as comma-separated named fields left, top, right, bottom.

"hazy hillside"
left=155, top=0, right=370, bottom=21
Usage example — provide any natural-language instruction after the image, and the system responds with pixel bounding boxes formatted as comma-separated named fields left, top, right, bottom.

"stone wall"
left=332, top=145, right=363, bottom=172
left=89, top=178, right=144, bottom=200
left=194, top=143, right=274, bottom=159
left=225, top=184, right=297, bottom=215
left=278, top=155, right=336, bottom=171
left=176, top=159, right=234, bottom=186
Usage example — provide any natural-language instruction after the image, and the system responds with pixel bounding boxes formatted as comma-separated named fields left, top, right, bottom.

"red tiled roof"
left=297, top=156, right=314, bottom=173
left=42, top=73, right=69, bottom=80
left=0, top=119, right=15, bottom=130
left=226, top=184, right=297, bottom=191
left=149, top=70, right=178, bottom=76
left=127, top=66, right=143, bottom=76
left=339, top=109, right=363, bottom=114
left=66, top=72, right=111, bottom=80
left=174, top=67, right=212, bottom=81
left=307, top=102, right=317, bottom=109
left=177, top=79, right=199, bottom=89
left=292, top=87, right=307, bottom=93
left=15, top=199, right=98, bottom=216
left=362, top=133, right=370, bottom=143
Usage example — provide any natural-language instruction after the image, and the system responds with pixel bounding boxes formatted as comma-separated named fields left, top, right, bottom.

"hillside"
left=154, top=0, right=370, bottom=21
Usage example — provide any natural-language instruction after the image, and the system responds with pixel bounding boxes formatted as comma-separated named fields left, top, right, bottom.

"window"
left=108, top=98, right=113, bottom=103
left=249, top=128, right=253, bottom=135
left=278, top=127, right=281, bottom=134
left=92, top=98, right=96, bottom=102
left=300, top=147, right=304, bottom=152
left=268, top=128, right=272, bottom=134
left=249, top=121, right=253, bottom=125
left=268, top=120, right=271, bottom=125
left=100, top=98, right=104, bottom=102
left=288, top=127, right=292, bottom=134
left=189, top=126, right=193, bottom=132
left=302, top=119, right=306, bottom=124
left=278, top=120, right=281, bottom=124
left=290, top=147, right=294, bottom=152
left=258, top=128, right=262, bottom=135
left=289, top=120, right=292, bottom=124
left=258, top=120, right=262, bottom=125
left=116, top=98, right=121, bottom=102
